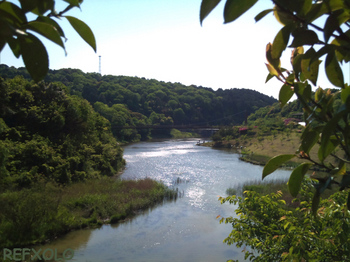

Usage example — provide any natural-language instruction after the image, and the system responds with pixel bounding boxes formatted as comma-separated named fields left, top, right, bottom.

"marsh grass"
left=0, top=177, right=176, bottom=249
left=225, top=178, right=302, bottom=214
left=226, top=176, right=340, bottom=213
left=226, top=178, right=289, bottom=197
left=172, top=177, right=189, bottom=185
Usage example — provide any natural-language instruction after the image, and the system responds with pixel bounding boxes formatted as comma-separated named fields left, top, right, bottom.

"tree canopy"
left=0, top=76, right=124, bottom=189
left=0, top=65, right=277, bottom=141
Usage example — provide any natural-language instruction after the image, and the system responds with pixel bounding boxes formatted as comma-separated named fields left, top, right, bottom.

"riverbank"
left=200, top=131, right=339, bottom=170
left=0, top=177, right=177, bottom=250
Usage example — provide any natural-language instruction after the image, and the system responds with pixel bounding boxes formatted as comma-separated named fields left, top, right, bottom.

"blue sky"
left=1, top=0, right=348, bottom=98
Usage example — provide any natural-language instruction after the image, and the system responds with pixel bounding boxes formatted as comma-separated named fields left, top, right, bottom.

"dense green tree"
left=0, top=76, right=124, bottom=189
left=94, top=101, right=150, bottom=142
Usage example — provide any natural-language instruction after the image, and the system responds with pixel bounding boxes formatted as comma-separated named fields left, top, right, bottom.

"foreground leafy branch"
left=218, top=180, right=350, bottom=261
left=0, top=0, right=96, bottom=82
left=201, top=0, right=350, bottom=214
left=201, top=0, right=350, bottom=260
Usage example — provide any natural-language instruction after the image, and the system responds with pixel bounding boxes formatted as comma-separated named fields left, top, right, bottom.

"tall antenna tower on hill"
left=99, top=55, right=101, bottom=75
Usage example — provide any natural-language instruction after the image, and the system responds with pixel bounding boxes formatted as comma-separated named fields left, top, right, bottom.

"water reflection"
left=29, top=228, right=92, bottom=261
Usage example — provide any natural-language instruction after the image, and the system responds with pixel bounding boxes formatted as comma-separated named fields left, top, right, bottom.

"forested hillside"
left=247, top=89, right=342, bottom=128
left=0, top=76, right=125, bottom=189
left=0, top=65, right=277, bottom=141
left=247, top=99, right=303, bottom=128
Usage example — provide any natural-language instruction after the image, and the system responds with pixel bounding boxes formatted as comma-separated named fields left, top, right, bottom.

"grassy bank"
left=0, top=177, right=177, bottom=249
left=203, top=131, right=341, bottom=169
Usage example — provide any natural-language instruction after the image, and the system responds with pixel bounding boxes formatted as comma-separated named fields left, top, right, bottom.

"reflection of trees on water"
left=30, top=228, right=93, bottom=261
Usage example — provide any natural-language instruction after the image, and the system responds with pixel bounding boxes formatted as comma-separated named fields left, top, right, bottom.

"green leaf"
left=301, top=47, right=319, bottom=86
left=30, top=0, right=54, bottom=16
left=223, top=0, right=259, bottom=23
left=7, top=37, right=21, bottom=58
left=0, top=37, right=5, bottom=52
left=312, top=192, right=320, bottom=216
left=324, top=10, right=350, bottom=43
left=289, top=30, right=319, bottom=47
left=279, top=84, right=294, bottom=107
left=303, top=84, right=312, bottom=101
left=288, top=163, right=313, bottom=197
left=332, top=161, right=346, bottom=176
left=314, top=176, right=332, bottom=194
left=292, top=54, right=303, bottom=79
left=0, top=19, right=14, bottom=38
left=63, top=0, right=81, bottom=7
left=271, top=24, right=293, bottom=60
left=291, top=47, right=304, bottom=77
left=294, top=82, right=312, bottom=113
left=299, top=130, right=319, bottom=155
left=325, top=51, right=344, bottom=88
left=262, top=154, right=295, bottom=179
left=315, top=87, right=324, bottom=102
left=286, top=73, right=295, bottom=85
left=319, top=108, right=346, bottom=153
left=297, top=0, right=312, bottom=16
left=200, top=0, right=221, bottom=25
left=306, top=0, right=345, bottom=22
left=266, top=42, right=280, bottom=71
left=273, top=7, right=294, bottom=26
left=341, top=86, right=350, bottom=103
left=65, top=16, right=96, bottom=52
left=330, top=30, right=350, bottom=63
left=318, top=136, right=340, bottom=162
left=26, top=21, right=65, bottom=51
left=309, top=45, right=331, bottom=66
left=0, top=1, right=27, bottom=26
left=19, top=0, right=39, bottom=13
left=265, top=63, right=278, bottom=77
left=254, top=9, right=273, bottom=22
left=36, top=16, right=66, bottom=39
left=265, top=73, right=274, bottom=83
left=18, top=33, right=49, bottom=82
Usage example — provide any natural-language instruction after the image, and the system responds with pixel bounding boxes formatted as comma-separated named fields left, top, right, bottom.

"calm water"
left=34, top=139, right=291, bottom=262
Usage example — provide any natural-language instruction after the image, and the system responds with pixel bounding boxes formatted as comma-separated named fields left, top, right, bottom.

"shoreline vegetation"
left=0, top=177, right=179, bottom=251
left=0, top=76, right=196, bottom=253
left=225, top=177, right=338, bottom=209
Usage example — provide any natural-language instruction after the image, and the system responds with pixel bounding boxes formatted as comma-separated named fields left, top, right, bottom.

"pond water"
left=33, top=139, right=291, bottom=262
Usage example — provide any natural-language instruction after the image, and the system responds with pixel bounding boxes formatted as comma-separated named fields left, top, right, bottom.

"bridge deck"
left=111, top=125, right=223, bottom=130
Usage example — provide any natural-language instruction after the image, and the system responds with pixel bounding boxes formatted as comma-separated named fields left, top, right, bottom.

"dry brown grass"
left=238, top=131, right=341, bottom=166
left=122, top=177, right=157, bottom=191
